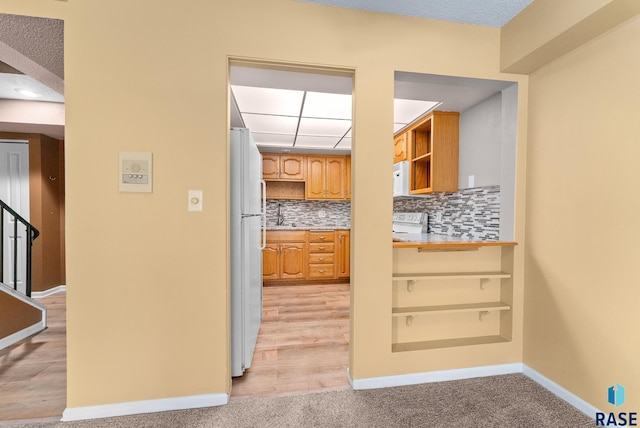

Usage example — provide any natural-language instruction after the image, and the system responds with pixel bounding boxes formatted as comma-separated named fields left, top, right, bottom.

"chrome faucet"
left=276, top=203, right=285, bottom=226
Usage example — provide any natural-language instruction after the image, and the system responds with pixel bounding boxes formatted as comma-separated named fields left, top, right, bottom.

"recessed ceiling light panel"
left=251, top=132, right=296, bottom=146
left=242, top=113, right=299, bottom=135
left=232, top=85, right=304, bottom=116
left=295, top=135, right=341, bottom=148
left=302, top=92, right=352, bottom=120
left=298, top=117, right=351, bottom=136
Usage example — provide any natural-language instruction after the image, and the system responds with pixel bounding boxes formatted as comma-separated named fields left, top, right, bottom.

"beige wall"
left=0, top=0, right=530, bottom=410
left=524, top=14, right=640, bottom=411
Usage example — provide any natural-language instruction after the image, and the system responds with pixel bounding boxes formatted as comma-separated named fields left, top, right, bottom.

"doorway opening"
left=228, top=59, right=354, bottom=397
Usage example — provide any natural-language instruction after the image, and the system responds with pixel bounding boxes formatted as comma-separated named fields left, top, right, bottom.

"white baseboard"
left=0, top=319, right=46, bottom=351
left=348, top=363, right=524, bottom=390
left=32, top=285, right=67, bottom=298
left=61, top=393, right=229, bottom=421
left=522, top=364, right=601, bottom=418
left=347, top=363, right=599, bottom=419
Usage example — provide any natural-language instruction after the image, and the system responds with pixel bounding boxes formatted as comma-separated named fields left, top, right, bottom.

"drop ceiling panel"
left=242, top=113, right=299, bottom=135
left=335, top=137, right=351, bottom=150
left=295, top=135, right=342, bottom=148
left=232, top=85, right=304, bottom=116
left=302, top=92, right=352, bottom=119
left=251, top=133, right=296, bottom=146
left=297, top=117, right=351, bottom=136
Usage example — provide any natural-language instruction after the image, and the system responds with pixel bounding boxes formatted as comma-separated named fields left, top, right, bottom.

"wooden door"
left=279, top=155, right=305, bottom=180
left=280, top=243, right=306, bottom=279
left=306, top=156, right=325, bottom=199
left=262, top=155, right=280, bottom=180
left=262, top=244, right=279, bottom=280
left=336, top=231, right=350, bottom=278
left=325, top=156, right=345, bottom=199
left=394, top=133, right=408, bottom=163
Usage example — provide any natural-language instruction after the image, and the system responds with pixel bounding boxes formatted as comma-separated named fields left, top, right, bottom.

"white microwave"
left=393, top=161, right=410, bottom=197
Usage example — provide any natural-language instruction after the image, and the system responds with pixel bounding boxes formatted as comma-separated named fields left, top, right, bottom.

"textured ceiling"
left=297, top=0, right=534, bottom=27
left=0, top=14, right=64, bottom=79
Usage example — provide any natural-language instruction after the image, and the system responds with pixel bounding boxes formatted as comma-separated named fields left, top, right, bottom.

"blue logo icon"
left=608, top=384, right=625, bottom=407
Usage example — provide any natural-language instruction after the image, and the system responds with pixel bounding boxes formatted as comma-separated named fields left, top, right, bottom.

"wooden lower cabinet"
left=336, top=230, right=350, bottom=278
left=262, top=231, right=306, bottom=281
left=308, top=231, right=335, bottom=279
left=263, top=229, right=350, bottom=284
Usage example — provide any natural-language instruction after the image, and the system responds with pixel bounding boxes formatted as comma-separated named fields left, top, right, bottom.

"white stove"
left=392, top=212, right=426, bottom=234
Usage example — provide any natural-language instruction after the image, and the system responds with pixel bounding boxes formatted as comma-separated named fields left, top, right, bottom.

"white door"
left=0, top=141, right=30, bottom=293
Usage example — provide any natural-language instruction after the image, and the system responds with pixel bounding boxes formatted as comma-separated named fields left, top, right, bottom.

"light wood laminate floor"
left=231, top=283, right=351, bottom=399
left=0, top=284, right=350, bottom=422
left=0, top=292, right=66, bottom=423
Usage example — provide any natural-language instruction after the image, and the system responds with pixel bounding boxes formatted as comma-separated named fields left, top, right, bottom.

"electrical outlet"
left=318, top=210, right=326, bottom=218
left=434, top=212, right=443, bottom=222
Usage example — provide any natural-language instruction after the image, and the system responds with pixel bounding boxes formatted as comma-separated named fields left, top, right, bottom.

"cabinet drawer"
left=308, top=253, right=334, bottom=264
left=308, top=231, right=335, bottom=242
left=266, top=230, right=307, bottom=242
left=308, top=242, right=334, bottom=253
left=308, top=264, right=335, bottom=279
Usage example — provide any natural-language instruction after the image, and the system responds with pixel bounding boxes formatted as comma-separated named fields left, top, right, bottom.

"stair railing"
left=0, top=199, right=39, bottom=297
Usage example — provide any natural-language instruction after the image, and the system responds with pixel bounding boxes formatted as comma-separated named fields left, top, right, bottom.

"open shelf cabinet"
left=406, top=111, right=459, bottom=194
left=391, top=268, right=513, bottom=353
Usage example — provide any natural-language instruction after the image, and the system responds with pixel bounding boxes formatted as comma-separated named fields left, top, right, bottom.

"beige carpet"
left=16, top=374, right=593, bottom=427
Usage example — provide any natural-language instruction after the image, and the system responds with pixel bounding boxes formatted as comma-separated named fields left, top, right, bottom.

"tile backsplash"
left=394, top=185, right=500, bottom=240
left=266, top=200, right=351, bottom=228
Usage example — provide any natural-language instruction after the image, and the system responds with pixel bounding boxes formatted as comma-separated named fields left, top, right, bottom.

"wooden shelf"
left=392, top=335, right=510, bottom=352
left=392, top=271, right=511, bottom=281
left=411, top=153, right=431, bottom=162
left=392, top=301, right=510, bottom=317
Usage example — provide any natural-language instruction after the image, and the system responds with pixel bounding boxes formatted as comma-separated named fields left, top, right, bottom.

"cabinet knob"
left=319, top=258, right=325, bottom=261
left=319, top=246, right=325, bottom=250
left=319, top=236, right=326, bottom=240
left=319, top=269, right=325, bottom=273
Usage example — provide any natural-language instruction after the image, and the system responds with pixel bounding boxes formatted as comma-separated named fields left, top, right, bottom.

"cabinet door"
left=336, top=231, right=350, bottom=278
left=345, top=155, right=351, bottom=200
left=262, top=155, right=280, bottom=180
left=262, top=244, right=280, bottom=280
left=280, top=155, right=305, bottom=180
left=394, top=133, right=408, bottom=163
left=280, top=243, right=306, bottom=279
left=306, top=156, right=326, bottom=199
left=325, top=156, right=345, bottom=199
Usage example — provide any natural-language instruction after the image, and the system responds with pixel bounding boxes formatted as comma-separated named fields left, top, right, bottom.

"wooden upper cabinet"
left=393, top=132, right=408, bottom=163
left=406, top=111, right=459, bottom=194
left=262, top=155, right=280, bottom=180
left=262, top=154, right=305, bottom=181
left=345, top=155, right=351, bottom=200
left=306, top=155, right=345, bottom=200
left=325, top=157, right=346, bottom=199
left=306, top=156, right=325, bottom=199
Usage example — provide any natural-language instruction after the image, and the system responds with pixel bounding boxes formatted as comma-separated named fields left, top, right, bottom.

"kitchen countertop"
left=267, top=225, right=351, bottom=231
left=393, top=232, right=517, bottom=250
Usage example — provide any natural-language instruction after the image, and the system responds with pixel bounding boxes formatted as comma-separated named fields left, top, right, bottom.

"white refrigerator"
left=230, top=128, right=265, bottom=377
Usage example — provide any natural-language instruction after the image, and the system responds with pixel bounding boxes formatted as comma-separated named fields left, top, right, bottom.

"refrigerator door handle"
left=260, top=179, right=267, bottom=250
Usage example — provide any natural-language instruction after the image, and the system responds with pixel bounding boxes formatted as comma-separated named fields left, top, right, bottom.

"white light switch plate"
left=188, top=190, right=203, bottom=212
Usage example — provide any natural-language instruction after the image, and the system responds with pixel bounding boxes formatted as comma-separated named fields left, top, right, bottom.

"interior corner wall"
left=0, top=0, right=528, bottom=410
left=458, top=93, right=502, bottom=189
left=499, top=85, right=518, bottom=242
left=23, top=133, right=65, bottom=292
left=524, top=14, right=640, bottom=411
